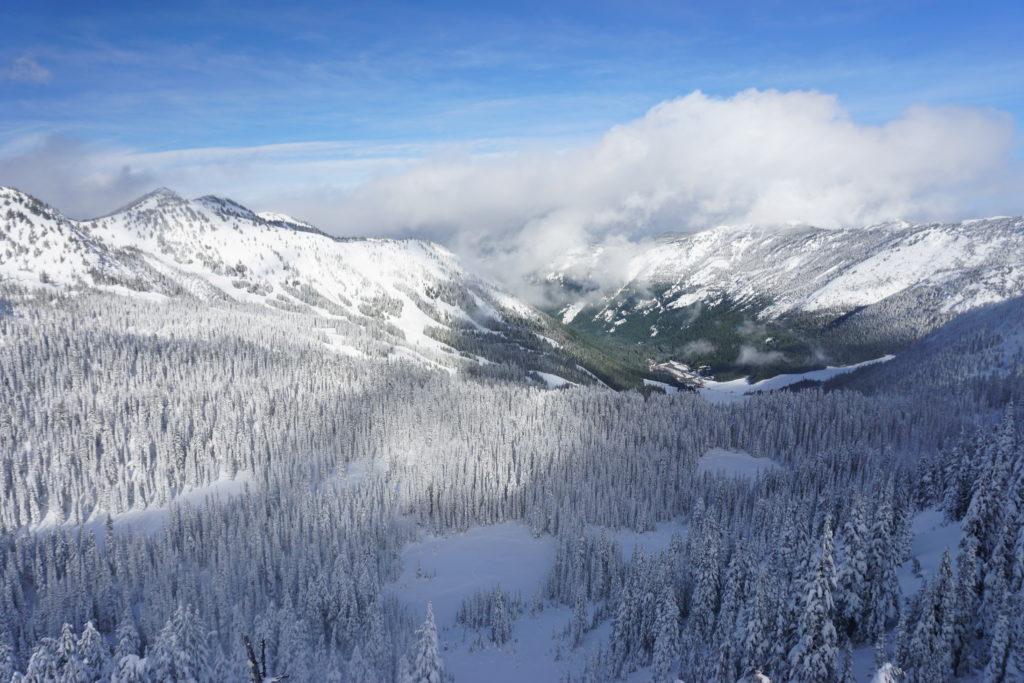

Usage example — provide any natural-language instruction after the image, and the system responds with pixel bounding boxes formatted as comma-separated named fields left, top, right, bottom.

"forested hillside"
left=0, top=281, right=1021, bottom=681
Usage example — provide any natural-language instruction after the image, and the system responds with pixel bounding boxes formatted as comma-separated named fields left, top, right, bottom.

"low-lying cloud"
left=1, top=89, right=1020, bottom=301
left=681, top=339, right=716, bottom=357
left=0, top=136, right=155, bottom=219
left=295, top=89, right=1020, bottom=301
left=736, top=345, right=786, bottom=367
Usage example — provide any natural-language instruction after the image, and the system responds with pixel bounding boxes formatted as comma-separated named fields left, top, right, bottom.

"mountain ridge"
left=1, top=186, right=642, bottom=388
left=544, top=215, right=1024, bottom=378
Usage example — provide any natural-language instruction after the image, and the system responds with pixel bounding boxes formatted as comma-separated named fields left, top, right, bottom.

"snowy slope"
left=0, top=186, right=130, bottom=287
left=546, top=217, right=1024, bottom=374
left=551, top=218, right=1024, bottom=325
left=824, top=294, right=1024, bottom=395
left=0, top=186, right=595, bottom=380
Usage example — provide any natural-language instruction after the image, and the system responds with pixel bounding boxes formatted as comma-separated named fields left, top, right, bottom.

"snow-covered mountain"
left=0, top=186, right=623, bottom=386
left=545, top=218, right=1024, bottom=377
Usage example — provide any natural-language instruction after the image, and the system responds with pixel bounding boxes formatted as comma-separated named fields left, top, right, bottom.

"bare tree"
left=243, top=635, right=289, bottom=683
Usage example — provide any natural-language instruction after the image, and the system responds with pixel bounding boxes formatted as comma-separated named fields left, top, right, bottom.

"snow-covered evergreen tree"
left=77, top=621, right=112, bottom=682
left=651, top=585, right=679, bottom=683
left=401, top=603, right=444, bottom=683
left=788, top=518, right=838, bottom=682
left=905, top=551, right=956, bottom=682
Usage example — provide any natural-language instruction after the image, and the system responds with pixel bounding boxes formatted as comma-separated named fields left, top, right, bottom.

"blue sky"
left=3, top=0, right=1021, bottom=150
left=0, top=0, right=1022, bottom=234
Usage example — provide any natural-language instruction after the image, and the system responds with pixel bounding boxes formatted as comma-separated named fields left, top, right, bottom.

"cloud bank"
left=332, top=89, right=1014, bottom=237
left=1, top=90, right=1020, bottom=299
left=0, top=136, right=156, bottom=219
left=328, top=89, right=1018, bottom=299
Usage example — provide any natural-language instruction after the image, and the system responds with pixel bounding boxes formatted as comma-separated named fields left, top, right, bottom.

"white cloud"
left=736, top=345, right=786, bottom=366
left=681, top=339, right=716, bottom=356
left=0, top=136, right=154, bottom=219
left=331, top=90, right=1016, bottom=237
left=1, top=56, right=52, bottom=84
left=311, top=89, right=1019, bottom=297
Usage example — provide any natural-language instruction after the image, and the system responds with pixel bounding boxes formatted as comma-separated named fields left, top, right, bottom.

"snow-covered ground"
left=112, top=472, right=253, bottom=534
left=593, top=519, right=688, bottom=557
left=699, top=355, right=894, bottom=403
left=0, top=186, right=564, bottom=375
left=387, top=505, right=962, bottom=682
left=388, top=520, right=687, bottom=681
left=533, top=371, right=575, bottom=389
left=549, top=216, right=1024, bottom=331
left=388, top=523, right=566, bottom=681
left=643, top=378, right=679, bottom=393
left=698, top=447, right=781, bottom=478
left=31, top=472, right=253, bottom=541
left=896, top=507, right=963, bottom=598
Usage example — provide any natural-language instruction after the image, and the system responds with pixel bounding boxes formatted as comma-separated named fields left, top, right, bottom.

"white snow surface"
left=896, top=507, right=964, bottom=598
left=699, top=355, right=894, bottom=403
left=389, top=524, right=568, bottom=682
left=698, top=448, right=781, bottom=478
left=389, top=520, right=687, bottom=682
left=560, top=301, right=586, bottom=323
left=549, top=217, right=1024, bottom=331
left=533, top=371, right=575, bottom=389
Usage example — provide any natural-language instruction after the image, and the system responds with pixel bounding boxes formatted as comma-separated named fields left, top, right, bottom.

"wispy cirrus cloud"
left=0, top=56, right=52, bottom=84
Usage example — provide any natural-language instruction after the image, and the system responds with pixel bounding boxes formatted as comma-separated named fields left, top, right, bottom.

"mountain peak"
left=0, top=185, right=30, bottom=200
left=102, top=187, right=185, bottom=217
left=0, top=186, right=67, bottom=222
left=195, top=195, right=257, bottom=220
left=135, top=187, right=180, bottom=202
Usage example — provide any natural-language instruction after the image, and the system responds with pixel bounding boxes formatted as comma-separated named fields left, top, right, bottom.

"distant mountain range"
left=542, top=218, right=1024, bottom=379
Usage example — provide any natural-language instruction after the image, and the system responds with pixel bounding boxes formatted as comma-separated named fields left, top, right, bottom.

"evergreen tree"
left=569, top=591, right=587, bottom=649
left=983, top=605, right=1011, bottom=682
left=491, top=590, right=512, bottom=646
left=651, top=586, right=679, bottom=683
left=114, top=611, right=142, bottom=663
left=401, top=603, right=444, bottom=683
left=740, top=576, right=771, bottom=676
left=0, top=627, right=16, bottom=683
left=77, top=621, right=112, bottom=682
left=905, top=551, right=956, bottom=682
left=348, top=645, right=380, bottom=683
left=955, top=535, right=982, bottom=675
left=112, top=654, right=147, bottom=683
left=836, top=500, right=869, bottom=640
left=147, top=617, right=179, bottom=682
left=788, top=518, right=839, bottom=682
left=23, top=637, right=59, bottom=683
left=56, top=623, right=82, bottom=682
left=865, top=503, right=901, bottom=641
